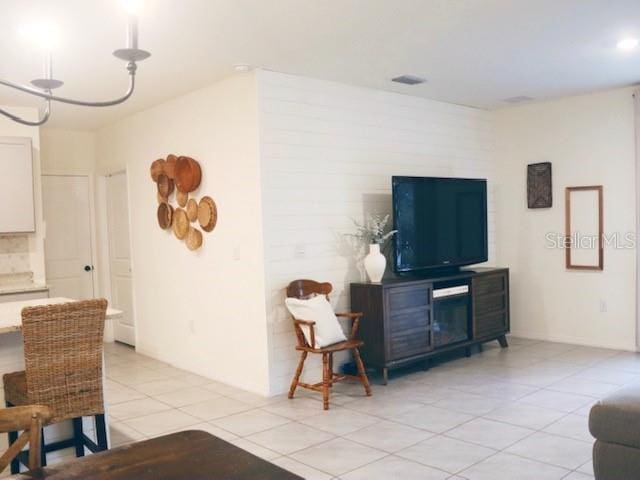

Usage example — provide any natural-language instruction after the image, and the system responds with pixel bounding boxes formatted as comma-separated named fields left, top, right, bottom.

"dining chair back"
left=3, top=298, right=109, bottom=473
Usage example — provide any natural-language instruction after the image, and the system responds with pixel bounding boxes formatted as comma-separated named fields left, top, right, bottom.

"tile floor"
left=100, top=337, right=640, bottom=479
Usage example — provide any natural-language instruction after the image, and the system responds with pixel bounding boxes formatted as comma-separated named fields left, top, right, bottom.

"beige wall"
left=40, top=129, right=96, bottom=174
left=495, top=87, right=637, bottom=350
left=95, top=73, right=271, bottom=394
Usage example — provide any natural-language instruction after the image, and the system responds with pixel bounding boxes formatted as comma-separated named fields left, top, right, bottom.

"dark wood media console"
left=351, top=267, right=509, bottom=384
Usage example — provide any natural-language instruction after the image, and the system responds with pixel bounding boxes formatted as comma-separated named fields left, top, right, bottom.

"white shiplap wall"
left=257, top=70, right=496, bottom=394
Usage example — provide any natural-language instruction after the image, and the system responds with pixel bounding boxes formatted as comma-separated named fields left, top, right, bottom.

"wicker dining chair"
left=286, top=280, right=372, bottom=410
left=0, top=405, right=51, bottom=473
left=3, top=299, right=108, bottom=474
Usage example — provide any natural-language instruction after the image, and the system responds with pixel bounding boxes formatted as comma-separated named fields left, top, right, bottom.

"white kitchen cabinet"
left=0, top=137, right=35, bottom=233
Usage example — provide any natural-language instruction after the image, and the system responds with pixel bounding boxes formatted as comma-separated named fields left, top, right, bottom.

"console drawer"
left=472, top=274, right=506, bottom=296
left=386, top=285, right=431, bottom=311
left=389, top=307, right=431, bottom=333
left=474, top=293, right=506, bottom=316
left=389, top=327, right=432, bottom=359
left=475, top=310, right=508, bottom=339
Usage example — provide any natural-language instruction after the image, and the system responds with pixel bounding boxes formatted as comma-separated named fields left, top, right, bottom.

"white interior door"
left=42, top=175, right=95, bottom=299
left=106, top=172, right=135, bottom=346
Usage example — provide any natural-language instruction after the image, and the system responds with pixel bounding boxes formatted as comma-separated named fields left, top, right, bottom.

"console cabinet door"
left=472, top=272, right=509, bottom=339
left=384, top=284, right=433, bottom=360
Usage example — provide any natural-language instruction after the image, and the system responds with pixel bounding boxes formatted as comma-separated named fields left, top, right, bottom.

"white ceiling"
left=1, top=0, right=639, bottom=130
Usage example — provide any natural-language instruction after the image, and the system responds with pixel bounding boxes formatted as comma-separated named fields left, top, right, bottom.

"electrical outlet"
left=599, top=300, right=607, bottom=313
left=294, top=243, right=306, bottom=259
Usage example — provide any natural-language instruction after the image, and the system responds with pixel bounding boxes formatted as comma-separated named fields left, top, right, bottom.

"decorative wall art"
left=151, top=154, right=218, bottom=251
left=565, top=185, right=603, bottom=271
left=527, top=162, right=552, bottom=208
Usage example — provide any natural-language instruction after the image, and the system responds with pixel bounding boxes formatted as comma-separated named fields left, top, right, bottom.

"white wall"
left=40, top=128, right=96, bottom=174
left=494, top=87, right=636, bottom=350
left=257, top=71, right=496, bottom=394
left=0, top=107, right=44, bottom=285
left=95, top=73, right=271, bottom=394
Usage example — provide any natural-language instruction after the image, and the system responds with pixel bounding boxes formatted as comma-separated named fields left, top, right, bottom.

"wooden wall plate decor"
left=186, top=198, right=198, bottom=222
left=198, top=196, right=217, bottom=232
left=175, top=156, right=202, bottom=193
left=151, top=154, right=215, bottom=251
left=176, top=190, right=188, bottom=208
left=157, top=202, right=173, bottom=229
left=164, top=154, right=178, bottom=179
left=172, top=208, right=189, bottom=239
left=157, top=174, right=174, bottom=198
left=186, top=227, right=203, bottom=251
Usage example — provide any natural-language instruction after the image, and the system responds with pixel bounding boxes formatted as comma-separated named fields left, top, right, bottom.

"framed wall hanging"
left=527, top=162, right=552, bottom=208
left=565, top=185, right=603, bottom=270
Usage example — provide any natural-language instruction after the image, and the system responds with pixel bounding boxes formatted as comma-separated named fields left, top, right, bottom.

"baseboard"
left=510, top=329, right=638, bottom=352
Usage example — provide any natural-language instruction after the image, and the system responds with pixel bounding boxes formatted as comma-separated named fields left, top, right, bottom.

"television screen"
left=392, top=176, right=488, bottom=273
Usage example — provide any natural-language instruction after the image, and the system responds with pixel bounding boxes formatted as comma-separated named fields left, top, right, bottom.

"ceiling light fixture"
left=391, top=75, right=427, bottom=85
left=0, top=0, right=151, bottom=126
left=617, top=37, right=639, bottom=51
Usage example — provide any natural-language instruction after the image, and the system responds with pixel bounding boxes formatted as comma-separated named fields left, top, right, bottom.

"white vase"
left=364, top=243, right=386, bottom=283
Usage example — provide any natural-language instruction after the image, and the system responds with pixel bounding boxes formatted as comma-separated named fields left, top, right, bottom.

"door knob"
left=84, top=265, right=93, bottom=272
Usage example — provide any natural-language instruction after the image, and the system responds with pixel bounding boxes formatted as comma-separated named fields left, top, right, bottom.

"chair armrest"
left=335, top=312, right=363, bottom=339
left=0, top=405, right=51, bottom=433
left=293, top=319, right=316, bottom=348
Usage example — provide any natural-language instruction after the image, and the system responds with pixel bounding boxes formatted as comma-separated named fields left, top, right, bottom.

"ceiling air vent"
left=502, top=96, right=534, bottom=104
left=391, top=75, right=427, bottom=85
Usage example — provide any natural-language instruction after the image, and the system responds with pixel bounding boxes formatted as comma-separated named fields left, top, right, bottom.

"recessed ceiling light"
left=617, top=38, right=639, bottom=51
left=391, top=75, right=427, bottom=85
left=233, top=64, right=252, bottom=72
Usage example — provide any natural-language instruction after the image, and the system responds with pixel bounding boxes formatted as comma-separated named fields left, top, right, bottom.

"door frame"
left=41, top=172, right=100, bottom=298
left=101, top=169, right=137, bottom=347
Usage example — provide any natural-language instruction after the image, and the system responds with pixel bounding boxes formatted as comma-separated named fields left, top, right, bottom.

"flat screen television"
left=392, top=176, right=488, bottom=274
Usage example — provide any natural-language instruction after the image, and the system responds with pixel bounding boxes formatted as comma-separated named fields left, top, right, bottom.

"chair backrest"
left=0, top=405, right=51, bottom=472
left=21, top=299, right=108, bottom=423
left=286, top=280, right=332, bottom=300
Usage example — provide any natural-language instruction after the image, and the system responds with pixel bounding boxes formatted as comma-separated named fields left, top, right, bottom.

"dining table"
left=10, top=430, right=303, bottom=479
left=0, top=297, right=123, bottom=335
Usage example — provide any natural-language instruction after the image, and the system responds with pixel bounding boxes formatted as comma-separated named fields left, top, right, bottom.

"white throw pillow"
left=285, top=295, right=347, bottom=348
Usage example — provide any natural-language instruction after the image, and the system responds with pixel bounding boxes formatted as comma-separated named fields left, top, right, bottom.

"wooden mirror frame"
left=565, top=185, right=603, bottom=271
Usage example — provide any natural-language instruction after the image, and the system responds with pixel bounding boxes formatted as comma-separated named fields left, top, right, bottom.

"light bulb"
left=617, top=38, right=639, bottom=51
left=123, top=0, right=144, bottom=15
left=19, top=21, right=60, bottom=50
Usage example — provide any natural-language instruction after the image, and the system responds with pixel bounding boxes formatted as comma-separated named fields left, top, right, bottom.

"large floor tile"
left=263, top=398, right=331, bottom=420
left=483, top=401, right=566, bottom=430
left=108, top=421, right=145, bottom=447
left=123, top=409, right=200, bottom=436
left=340, top=455, right=449, bottom=480
left=468, top=381, right=539, bottom=400
left=432, top=392, right=507, bottom=416
left=397, top=435, right=495, bottom=474
left=152, top=385, right=222, bottom=407
left=345, top=395, right=424, bottom=418
left=445, top=418, right=534, bottom=449
left=547, top=377, right=619, bottom=398
left=519, top=389, right=595, bottom=413
left=290, top=437, right=386, bottom=476
left=211, top=408, right=291, bottom=436
left=504, top=432, right=592, bottom=470
left=246, top=422, right=334, bottom=455
left=391, top=405, right=474, bottom=433
left=133, top=378, right=192, bottom=396
left=270, top=456, right=333, bottom=480
left=460, top=452, right=569, bottom=480
left=344, top=420, right=433, bottom=453
left=228, top=438, right=281, bottom=460
left=543, top=413, right=593, bottom=443
left=108, top=397, right=171, bottom=420
left=299, top=407, right=378, bottom=435
left=178, top=396, right=252, bottom=420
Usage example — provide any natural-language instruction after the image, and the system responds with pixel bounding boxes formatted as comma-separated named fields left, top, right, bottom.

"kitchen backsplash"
left=0, top=235, right=30, bottom=275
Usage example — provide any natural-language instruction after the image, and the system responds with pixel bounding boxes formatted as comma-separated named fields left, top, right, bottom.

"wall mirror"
left=565, top=186, right=603, bottom=270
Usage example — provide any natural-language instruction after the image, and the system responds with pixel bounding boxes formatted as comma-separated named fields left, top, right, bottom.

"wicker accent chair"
left=3, top=299, right=108, bottom=474
left=286, top=280, right=372, bottom=410
left=0, top=405, right=51, bottom=473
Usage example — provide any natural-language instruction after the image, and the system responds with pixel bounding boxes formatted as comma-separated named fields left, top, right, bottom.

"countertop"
left=0, top=283, right=50, bottom=295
